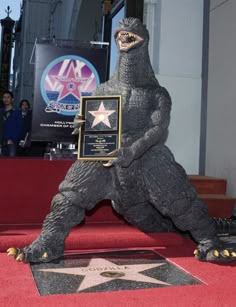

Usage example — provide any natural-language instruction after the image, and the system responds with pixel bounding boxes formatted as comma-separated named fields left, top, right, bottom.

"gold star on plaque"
left=89, top=102, right=116, bottom=128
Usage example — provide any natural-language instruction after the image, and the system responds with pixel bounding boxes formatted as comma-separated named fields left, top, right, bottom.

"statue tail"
left=213, top=217, right=236, bottom=235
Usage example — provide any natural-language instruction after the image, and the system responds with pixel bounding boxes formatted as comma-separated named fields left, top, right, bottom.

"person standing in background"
left=1, top=91, right=22, bottom=157
left=0, top=106, right=4, bottom=155
left=18, top=99, right=32, bottom=156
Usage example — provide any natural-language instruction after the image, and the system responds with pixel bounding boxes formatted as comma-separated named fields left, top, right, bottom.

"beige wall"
left=206, top=0, right=236, bottom=196
left=144, top=0, right=204, bottom=174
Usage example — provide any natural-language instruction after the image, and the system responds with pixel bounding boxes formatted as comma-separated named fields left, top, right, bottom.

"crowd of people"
left=0, top=90, right=32, bottom=157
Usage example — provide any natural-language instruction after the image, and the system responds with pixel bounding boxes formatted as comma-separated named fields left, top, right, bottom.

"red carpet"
left=1, top=244, right=235, bottom=307
left=0, top=159, right=235, bottom=306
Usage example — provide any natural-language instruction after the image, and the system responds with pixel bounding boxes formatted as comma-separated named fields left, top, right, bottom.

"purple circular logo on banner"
left=40, top=55, right=100, bottom=116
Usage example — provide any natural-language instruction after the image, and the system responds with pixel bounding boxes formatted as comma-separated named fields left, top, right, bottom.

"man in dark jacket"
left=1, top=91, right=21, bottom=157
left=18, top=99, right=32, bottom=156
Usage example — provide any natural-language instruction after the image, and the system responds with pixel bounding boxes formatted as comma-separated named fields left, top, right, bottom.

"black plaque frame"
left=78, top=96, right=122, bottom=160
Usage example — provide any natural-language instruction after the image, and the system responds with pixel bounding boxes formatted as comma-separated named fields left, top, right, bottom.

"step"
left=189, top=175, right=227, bottom=195
left=0, top=224, right=186, bottom=253
left=199, top=194, right=235, bottom=218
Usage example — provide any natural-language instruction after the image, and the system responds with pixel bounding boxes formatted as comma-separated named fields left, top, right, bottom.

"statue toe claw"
left=42, top=252, right=49, bottom=260
left=193, top=249, right=200, bottom=257
left=223, top=249, right=230, bottom=257
left=231, top=252, right=236, bottom=257
left=213, top=250, right=219, bottom=257
left=7, top=247, right=19, bottom=258
left=16, top=252, right=25, bottom=262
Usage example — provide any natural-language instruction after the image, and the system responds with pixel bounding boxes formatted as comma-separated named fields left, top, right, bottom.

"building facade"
left=12, top=0, right=103, bottom=105
left=12, top=0, right=208, bottom=176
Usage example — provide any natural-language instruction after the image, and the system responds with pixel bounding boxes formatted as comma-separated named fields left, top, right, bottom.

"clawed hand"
left=72, top=114, right=85, bottom=135
left=103, top=149, right=118, bottom=167
left=103, top=147, right=135, bottom=168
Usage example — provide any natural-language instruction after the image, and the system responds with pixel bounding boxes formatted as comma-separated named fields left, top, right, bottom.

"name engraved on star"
left=78, top=96, right=122, bottom=161
left=81, top=266, right=131, bottom=272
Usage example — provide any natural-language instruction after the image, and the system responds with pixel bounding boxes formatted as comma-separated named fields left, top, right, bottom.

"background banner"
left=32, top=43, right=108, bottom=142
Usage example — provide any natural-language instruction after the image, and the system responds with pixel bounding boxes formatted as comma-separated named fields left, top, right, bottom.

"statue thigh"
left=147, top=183, right=216, bottom=241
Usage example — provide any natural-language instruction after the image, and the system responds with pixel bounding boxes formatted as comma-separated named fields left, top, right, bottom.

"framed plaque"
left=78, top=96, right=122, bottom=160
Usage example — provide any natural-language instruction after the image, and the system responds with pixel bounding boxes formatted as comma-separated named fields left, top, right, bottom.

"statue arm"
left=131, top=87, right=171, bottom=158
left=111, top=87, right=171, bottom=168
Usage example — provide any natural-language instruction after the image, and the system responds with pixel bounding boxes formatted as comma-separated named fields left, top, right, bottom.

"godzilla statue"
left=8, top=18, right=236, bottom=263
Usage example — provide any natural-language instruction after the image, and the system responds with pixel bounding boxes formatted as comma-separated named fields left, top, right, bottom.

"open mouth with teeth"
left=116, top=31, right=144, bottom=51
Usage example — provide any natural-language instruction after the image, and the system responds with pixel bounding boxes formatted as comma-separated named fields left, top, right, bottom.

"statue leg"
left=141, top=145, right=235, bottom=262
left=8, top=161, right=112, bottom=263
left=150, top=192, right=236, bottom=262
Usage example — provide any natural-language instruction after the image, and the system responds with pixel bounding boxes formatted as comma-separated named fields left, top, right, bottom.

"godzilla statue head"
left=114, top=17, right=149, bottom=53
left=112, top=17, right=158, bottom=88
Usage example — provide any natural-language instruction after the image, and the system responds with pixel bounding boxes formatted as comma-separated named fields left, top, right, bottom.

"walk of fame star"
left=53, top=63, right=85, bottom=102
left=88, top=102, right=116, bottom=128
left=39, top=258, right=170, bottom=292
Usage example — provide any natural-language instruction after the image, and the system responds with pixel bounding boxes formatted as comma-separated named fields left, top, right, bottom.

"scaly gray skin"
left=7, top=18, right=236, bottom=263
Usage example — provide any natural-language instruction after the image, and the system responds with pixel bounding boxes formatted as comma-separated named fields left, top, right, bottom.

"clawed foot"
left=6, top=240, right=64, bottom=263
left=194, top=238, right=236, bottom=263
left=7, top=247, right=52, bottom=263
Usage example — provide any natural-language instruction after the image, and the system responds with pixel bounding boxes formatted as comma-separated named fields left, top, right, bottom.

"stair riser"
left=200, top=198, right=234, bottom=218
left=190, top=178, right=227, bottom=195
